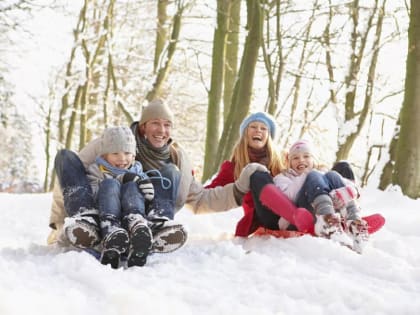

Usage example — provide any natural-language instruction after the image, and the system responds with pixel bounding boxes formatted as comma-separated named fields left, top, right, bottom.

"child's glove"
left=235, top=163, right=269, bottom=193
left=122, top=173, right=155, bottom=201
left=329, top=185, right=358, bottom=209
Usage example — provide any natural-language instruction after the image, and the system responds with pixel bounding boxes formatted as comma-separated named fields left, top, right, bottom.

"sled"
left=251, top=213, right=385, bottom=239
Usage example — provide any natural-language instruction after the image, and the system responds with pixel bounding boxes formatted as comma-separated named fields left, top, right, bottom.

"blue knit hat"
left=239, top=112, right=277, bottom=139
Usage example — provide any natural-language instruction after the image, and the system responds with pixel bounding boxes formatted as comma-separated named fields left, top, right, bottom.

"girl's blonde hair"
left=231, top=132, right=284, bottom=179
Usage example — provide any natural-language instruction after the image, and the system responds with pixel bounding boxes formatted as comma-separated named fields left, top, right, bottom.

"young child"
left=273, top=139, right=368, bottom=253
left=87, top=126, right=173, bottom=268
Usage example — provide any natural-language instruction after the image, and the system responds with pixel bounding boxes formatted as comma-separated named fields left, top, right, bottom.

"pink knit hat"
left=288, top=139, right=313, bottom=159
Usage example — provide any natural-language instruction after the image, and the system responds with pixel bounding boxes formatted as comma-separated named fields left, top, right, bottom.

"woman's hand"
left=235, top=163, right=269, bottom=193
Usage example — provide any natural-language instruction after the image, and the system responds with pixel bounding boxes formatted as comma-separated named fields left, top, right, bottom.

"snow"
left=1, top=186, right=419, bottom=315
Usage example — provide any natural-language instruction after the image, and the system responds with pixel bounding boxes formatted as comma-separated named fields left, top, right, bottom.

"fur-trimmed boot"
left=312, top=195, right=344, bottom=238
left=124, top=214, right=153, bottom=267
left=345, top=200, right=369, bottom=253
left=345, top=218, right=369, bottom=254
left=64, top=207, right=101, bottom=249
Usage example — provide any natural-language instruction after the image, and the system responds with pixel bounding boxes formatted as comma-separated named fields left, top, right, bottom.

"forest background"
left=1, top=0, right=419, bottom=199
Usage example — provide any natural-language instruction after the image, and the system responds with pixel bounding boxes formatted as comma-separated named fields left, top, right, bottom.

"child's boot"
left=124, top=214, right=153, bottom=267
left=100, top=215, right=129, bottom=269
left=313, top=195, right=343, bottom=238
left=345, top=200, right=369, bottom=253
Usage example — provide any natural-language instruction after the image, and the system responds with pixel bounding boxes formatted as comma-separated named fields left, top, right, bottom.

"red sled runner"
left=252, top=213, right=386, bottom=239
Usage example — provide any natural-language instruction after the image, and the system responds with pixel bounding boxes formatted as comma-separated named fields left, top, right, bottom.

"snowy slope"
left=0, top=186, right=419, bottom=315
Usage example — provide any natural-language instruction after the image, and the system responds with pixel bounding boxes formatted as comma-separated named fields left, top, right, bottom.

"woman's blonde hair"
left=231, top=132, right=284, bottom=179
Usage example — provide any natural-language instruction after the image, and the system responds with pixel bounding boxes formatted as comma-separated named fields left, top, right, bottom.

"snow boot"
left=151, top=222, right=188, bottom=254
left=312, top=195, right=342, bottom=237
left=124, top=214, right=153, bottom=267
left=146, top=198, right=175, bottom=229
left=64, top=207, right=101, bottom=249
left=145, top=198, right=187, bottom=253
left=259, top=184, right=314, bottom=233
left=314, top=212, right=343, bottom=238
left=99, top=215, right=129, bottom=269
left=345, top=219, right=369, bottom=254
left=100, top=228, right=129, bottom=269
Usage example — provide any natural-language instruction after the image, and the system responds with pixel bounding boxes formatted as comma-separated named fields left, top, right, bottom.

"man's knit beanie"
left=139, top=99, right=174, bottom=126
left=239, top=112, right=277, bottom=139
left=99, top=126, right=136, bottom=156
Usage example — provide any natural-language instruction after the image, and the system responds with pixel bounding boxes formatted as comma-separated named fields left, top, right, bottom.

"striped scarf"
left=135, top=135, right=173, bottom=171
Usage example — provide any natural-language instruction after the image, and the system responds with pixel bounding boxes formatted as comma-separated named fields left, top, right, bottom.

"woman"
left=48, top=99, right=266, bottom=252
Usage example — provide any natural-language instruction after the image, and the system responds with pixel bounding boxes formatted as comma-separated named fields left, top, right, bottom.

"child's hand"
left=121, top=173, right=155, bottom=201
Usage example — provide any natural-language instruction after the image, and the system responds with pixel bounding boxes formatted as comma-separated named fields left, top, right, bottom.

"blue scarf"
left=95, top=156, right=144, bottom=177
left=95, top=156, right=171, bottom=189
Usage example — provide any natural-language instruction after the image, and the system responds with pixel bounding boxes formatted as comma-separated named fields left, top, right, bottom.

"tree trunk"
left=214, top=0, right=263, bottom=166
left=335, top=0, right=382, bottom=161
left=146, top=0, right=184, bottom=101
left=202, top=0, right=232, bottom=183
left=58, top=0, right=88, bottom=147
left=154, top=0, right=169, bottom=73
left=45, top=105, right=53, bottom=191
left=392, top=0, right=420, bottom=198
left=261, top=0, right=284, bottom=115
left=223, top=0, right=240, bottom=122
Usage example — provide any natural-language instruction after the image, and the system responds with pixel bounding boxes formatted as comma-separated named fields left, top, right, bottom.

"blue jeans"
left=147, top=164, right=181, bottom=219
left=97, top=178, right=147, bottom=220
left=55, top=149, right=95, bottom=216
left=295, top=170, right=345, bottom=214
left=153, top=164, right=180, bottom=206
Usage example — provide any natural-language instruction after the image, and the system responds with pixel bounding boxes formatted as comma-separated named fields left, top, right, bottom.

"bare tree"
left=380, top=0, right=420, bottom=198
left=145, top=0, right=187, bottom=101
left=214, top=0, right=264, bottom=166
left=202, top=0, right=233, bottom=182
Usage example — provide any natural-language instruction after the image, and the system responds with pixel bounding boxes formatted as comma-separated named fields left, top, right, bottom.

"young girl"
left=87, top=126, right=172, bottom=268
left=273, top=139, right=368, bottom=253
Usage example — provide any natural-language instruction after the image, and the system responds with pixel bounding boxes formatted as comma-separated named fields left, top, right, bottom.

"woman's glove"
left=235, top=163, right=269, bottom=193
left=122, top=173, right=155, bottom=201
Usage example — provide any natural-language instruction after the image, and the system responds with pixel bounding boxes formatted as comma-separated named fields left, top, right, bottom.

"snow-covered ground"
left=0, top=185, right=419, bottom=315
